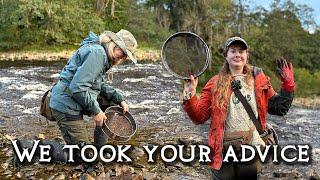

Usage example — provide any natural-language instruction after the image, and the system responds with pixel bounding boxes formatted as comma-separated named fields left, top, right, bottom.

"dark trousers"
left=52, top=109, right=109, bottom=146
left=211, top=157, right=262, bottom=180
left=51, top=95, right=115, bottom=146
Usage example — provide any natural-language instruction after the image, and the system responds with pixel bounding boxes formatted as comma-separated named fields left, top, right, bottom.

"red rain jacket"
left=183, top=69, right=293, bottom=170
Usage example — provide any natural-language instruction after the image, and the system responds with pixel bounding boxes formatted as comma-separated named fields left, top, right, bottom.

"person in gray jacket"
left=49, top=29, right=137, bottom=148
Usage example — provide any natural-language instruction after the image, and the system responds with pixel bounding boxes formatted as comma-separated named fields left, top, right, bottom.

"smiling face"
left=225, top=43, right=248, bottom=73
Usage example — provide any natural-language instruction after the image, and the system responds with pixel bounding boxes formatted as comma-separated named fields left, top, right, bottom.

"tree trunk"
left=111, top=0, right=115, bottom=18
left=95, top=0, right=109, bottom=16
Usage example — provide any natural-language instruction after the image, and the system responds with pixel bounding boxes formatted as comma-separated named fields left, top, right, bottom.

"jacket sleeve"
left=182, top=79, right=214, bottom=124
left=268, top=90, right=294, bottom=116
left=100, top=81, right=124, bottom=104
left=69, top=49, right=105, bottom=115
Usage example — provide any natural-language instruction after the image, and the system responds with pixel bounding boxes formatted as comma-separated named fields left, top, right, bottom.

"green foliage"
left=124, top=2, right=172, bottom=49
left=0, top=0, right=319, bottom=97
left=0, top=0, right=170, bottom=51
left=0, top=0, right=105, bottom=50
left=294, top=68, right=320, bottom=97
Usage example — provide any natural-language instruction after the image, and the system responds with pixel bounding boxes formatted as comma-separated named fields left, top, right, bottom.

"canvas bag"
left=40, top=89, right=55, bottom=121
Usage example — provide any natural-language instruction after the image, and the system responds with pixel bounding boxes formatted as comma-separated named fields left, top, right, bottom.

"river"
left=0, top=60, right=319, bottom=179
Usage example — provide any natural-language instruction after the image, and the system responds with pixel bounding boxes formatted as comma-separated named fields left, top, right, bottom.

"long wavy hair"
left=213, top=61, right=254, bottom=108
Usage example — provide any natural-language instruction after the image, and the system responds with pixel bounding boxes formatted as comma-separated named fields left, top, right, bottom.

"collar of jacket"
left=101, top=43, right=112, bottom=71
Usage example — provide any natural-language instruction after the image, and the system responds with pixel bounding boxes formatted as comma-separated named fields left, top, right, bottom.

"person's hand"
left=92, top=111, right=107, bottom=127
left=120, top=101, right=129, bottom=113
left=276, top=57, right=295, bottom=91
left=183, top=75, right=198, bottom=100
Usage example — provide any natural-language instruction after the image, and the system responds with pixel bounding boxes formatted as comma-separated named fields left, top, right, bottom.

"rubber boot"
left=13, top=140, right=40, bottom=167
left=94, top=126, right=109, bottom=149
left=94, top=125, right=110, bottom=162
left=13, top=140, right=68, bottom=167
left=40, top=140, right=67, bottom=163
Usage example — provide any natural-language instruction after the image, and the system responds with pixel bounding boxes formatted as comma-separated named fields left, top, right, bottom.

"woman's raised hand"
left=183, top=75, right=198, bottom=99
left=276, top=57, right=295, bottom=91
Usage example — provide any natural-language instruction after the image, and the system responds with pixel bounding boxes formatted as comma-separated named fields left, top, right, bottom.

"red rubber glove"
left=276, top=58, right=295, bottom=92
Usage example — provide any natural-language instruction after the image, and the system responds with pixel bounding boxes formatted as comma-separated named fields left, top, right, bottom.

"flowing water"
left=0, top=60, right=319, bottom=179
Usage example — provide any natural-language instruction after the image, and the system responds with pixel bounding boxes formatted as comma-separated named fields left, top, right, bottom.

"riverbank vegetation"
left=0, top=0, right=319, bottom=97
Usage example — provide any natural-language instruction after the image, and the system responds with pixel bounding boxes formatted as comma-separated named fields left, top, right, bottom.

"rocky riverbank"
left=293, top=97, right=320, bottom=109
left=0, top=62, right=319, bottom=179
left=0, top=49, right=161, bottom=62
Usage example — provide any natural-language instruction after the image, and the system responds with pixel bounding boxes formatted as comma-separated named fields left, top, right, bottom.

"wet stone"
left=72, top=171, right=82, bottom=178
left=81, top=173, right=95, bottom=180
left=96, top=171, right=106, bottom=178
left=0, top=117, right=5, bottom=126
left=94, top=162, right=105, bottom=174
left=54, top=173, right=66, bottom=180
left=173, top=162, right=184, bottom=169
left=73, top=164, right=85, bottom=172
left=132, top=162, right=145, bottom=169
left=1, top=162, right=9, bottom=169
left=115, top=164, right=122, bottom=176
left=24, top=170, right=37, bottom=178
left=143, top=171, right=158, bottom=180
left=129, top=167, right=135, bottom=173
left=16, top=171, right=22, bottom=178
left=133, top=173, right=144, bottom=180
left=307, top=169, right=320, bottom=180
left=131, top=147, right=145, bottom=159
left=166, top=165, right=177, bottom=172
left=3, top=169, right=12, bottom=175
left=108, top=169, right=116, bottom=177
left=5, top=149, right=13, bottom=157
left=273, top=170, right=302, bottom=178
left=85, top=166, right=94, bottom=173
left=89, top=171, right=96, bottom=177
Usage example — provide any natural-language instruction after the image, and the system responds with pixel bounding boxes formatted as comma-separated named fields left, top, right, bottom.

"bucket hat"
left=104, top=29, right=138, bottom=63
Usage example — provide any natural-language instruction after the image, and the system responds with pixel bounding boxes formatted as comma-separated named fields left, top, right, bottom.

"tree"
left=0, top=0, right=105, bottom=50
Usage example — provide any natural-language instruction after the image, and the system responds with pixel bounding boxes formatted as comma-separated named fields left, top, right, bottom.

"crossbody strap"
left=231, top=80, right=264, bottom=134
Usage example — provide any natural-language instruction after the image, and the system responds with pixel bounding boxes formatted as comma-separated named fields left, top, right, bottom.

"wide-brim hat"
left=104, top=29, right=138, bottom=63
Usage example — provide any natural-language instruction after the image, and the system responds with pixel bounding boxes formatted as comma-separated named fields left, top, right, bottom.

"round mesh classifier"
left=101, top=106, right=137, bottom=142
left=161, top=32, right=210, bottom=79
left=105, top=111, right=133, bottom=137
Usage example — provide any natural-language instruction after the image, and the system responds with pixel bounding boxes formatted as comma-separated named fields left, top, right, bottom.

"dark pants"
left=52, top=109, right=89, bottom=144
left=52, top=109, right=109, bottom=147
left=211, top=156, right=262, bottom=180
left=51, top=95, right=115, bottom=146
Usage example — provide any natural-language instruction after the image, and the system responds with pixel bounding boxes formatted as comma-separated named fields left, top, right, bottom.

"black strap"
left=231, top=80, right=264, bottom=134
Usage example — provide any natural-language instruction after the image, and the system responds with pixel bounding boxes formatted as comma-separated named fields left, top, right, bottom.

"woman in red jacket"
left=183, top=37, right=295, bottom=179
